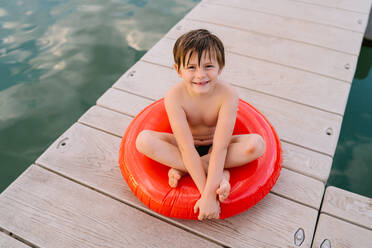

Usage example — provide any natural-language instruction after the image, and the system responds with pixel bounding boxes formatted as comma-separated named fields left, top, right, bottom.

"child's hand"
left=194, top=195, right=220, bottom=220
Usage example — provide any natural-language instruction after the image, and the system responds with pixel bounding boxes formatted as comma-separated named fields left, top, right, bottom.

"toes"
left=174, top=173, right=181, bottom=180
left=169, top=178, right=178, bottom=188
left=217, top=181, right=231, bottom=202
left=168, top=168, right=182, bottom=179
left=219, top=194, right=227, bottom=202
left=168, top=169, right=183, bottom=188
left=168, top=168, right=175, bottom=177
left=217, top=190, right=225, bottom=201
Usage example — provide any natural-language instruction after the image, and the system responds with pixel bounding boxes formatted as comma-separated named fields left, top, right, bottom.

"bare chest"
left=183, top=101, right=220, bottom=127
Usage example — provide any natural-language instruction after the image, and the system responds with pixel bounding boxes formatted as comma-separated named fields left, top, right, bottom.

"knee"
left=247, top=134, right=266, bottom=157
left=136, top=130, right=153, bottom=154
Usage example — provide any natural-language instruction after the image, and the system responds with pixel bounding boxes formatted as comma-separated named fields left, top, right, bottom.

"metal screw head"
left=294, top=228, right=305, bottom=246
left=320, top=239, right=331, bottom=248
left=127, top=70, right=136, bottom=77
left=57, top=137, right=69, bottom=150
left=358, top=19, right=362, bottom=25
left=345, top=63, right=350, bottom=70
left=176, top=25, right=182, bottom=30
left=326, top=127, right=333, bottom=136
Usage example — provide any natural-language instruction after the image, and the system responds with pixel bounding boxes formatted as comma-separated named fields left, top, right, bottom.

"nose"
left=195, top=68, right=206, bottom=79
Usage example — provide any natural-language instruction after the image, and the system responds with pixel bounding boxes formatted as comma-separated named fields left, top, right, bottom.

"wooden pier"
left=1, top=0, right=371, bottom=247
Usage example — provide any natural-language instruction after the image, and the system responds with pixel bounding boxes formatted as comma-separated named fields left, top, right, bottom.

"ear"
left=174, top=64, right=182, bottom=77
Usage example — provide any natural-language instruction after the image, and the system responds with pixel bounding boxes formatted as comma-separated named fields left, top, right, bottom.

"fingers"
left=199, top=212, right=219, bottom=220
left=208, top=213, right=219, bottom=219
left=194, top=198, right=221, bottom=221
left=219, top=193, right=228, bottom=202
left=198, top=207, right=220, bottom=220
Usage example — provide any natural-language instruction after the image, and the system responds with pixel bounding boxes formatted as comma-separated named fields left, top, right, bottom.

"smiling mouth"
left=192, top=81, right=209, bottom=86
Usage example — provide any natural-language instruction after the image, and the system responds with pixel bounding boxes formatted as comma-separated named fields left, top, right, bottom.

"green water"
left=0, top=1, right=371, bottom=198
left=328, top=43, right=372, bottom=198
left=0, top=0, right=199, bottom=192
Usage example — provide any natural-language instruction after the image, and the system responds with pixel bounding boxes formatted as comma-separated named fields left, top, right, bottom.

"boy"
left=136, top=29, right=265, bottom=220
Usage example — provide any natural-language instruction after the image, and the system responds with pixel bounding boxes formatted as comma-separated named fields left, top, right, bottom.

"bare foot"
left=216, top=170, right=231, bottom=202
left=168, top=168, right=185, bottom=188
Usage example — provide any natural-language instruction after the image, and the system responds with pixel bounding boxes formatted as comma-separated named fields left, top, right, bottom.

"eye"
left=187, top=66, right=195, bottom=70
left=205, top=65, right=214, bottom=69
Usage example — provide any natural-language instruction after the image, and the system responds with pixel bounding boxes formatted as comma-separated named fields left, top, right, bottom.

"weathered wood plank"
left=79, top=105, right=132, bottom=137
left=112, top=62, right=179, bottom=101
left=223, top=54, right=349, bottom=115
left=97, top=88, right=153, bottom=117
left=204, top=0, right=370, bottom=32
left=237, top=87, right=341, bottom=157
left=186, top=3, right=364, bottom=54
left=111, top=62, right=342, bottom=156
left=312, top=214, right=372, bottom=248
left=0, top=165, right=221, bottom=248
left=165, top=19, right=358, bottom=82
left=281, top=142, right=331, bottom=182
left=0, top=232, right=30, bottom=248
left=35, top=123, right=318, bottom=247
left=140, top=38, right=350, bottom=115
left=292, top=0, right=372, bottom=13
left=178, top=193, right=317, bottom=247
left=79, top=104, right=332, bottom=182
left=272, top=168, right=324, bottom=209
left=321, top=186, right=372, bottom=230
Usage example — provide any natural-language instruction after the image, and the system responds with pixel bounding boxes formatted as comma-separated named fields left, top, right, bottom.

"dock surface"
left=1, top=0, right=372, bottom=247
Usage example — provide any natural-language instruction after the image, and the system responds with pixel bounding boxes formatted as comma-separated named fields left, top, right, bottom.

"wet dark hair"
left=173, top=29, right=225, bottom=71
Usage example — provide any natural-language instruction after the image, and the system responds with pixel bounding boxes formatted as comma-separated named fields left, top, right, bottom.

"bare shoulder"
left=217, top=81, right=238, bottom=104
left=165, top=82, right=184, bottom=107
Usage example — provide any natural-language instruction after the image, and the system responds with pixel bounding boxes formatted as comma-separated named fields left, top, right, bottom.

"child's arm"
left=164, top=90, right=207, bottom=194
left=203, top=87, right=238, bottom=199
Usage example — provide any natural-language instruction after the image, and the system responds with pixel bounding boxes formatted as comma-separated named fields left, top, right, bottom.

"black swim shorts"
left=195, top=145, right=212, bottom=157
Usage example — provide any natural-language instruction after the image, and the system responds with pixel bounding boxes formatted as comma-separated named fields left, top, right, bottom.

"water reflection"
left=0, top=8, right=7, bottom=17
left=0, top=0, right=199, bottom=192
left=329, top=46, right=372, bottom=198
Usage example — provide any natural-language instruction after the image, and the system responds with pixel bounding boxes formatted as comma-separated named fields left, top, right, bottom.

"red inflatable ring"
left=119, top=98, right=281, bottom=219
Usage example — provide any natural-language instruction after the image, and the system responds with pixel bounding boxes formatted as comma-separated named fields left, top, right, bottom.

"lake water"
left=328, top=43, right=372, bottom=198
left=0, top=0, right=371, bottom=198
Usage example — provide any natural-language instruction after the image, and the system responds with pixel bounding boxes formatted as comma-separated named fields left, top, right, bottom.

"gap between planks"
left=312, top=213, right=372, bottom=247
left=165, top=20, right=357, bottom=83
left=33, top=163, right=228, bottom=247
left=287, top=0, right=372, bottom=14
left=0, top=227, right=36, bottom=248
left=321, top=186, right=372, bottom=231
left=0, top=165, right=224, bottom=248
left=203, top=0, right=370, bottom=33
left=186, top=16, right=360, bottom=56
left=137, top=60, right=347, bottom=117
left=140, top=34, right=352, bottom=116
left=185, top=2, right=364, bottom=55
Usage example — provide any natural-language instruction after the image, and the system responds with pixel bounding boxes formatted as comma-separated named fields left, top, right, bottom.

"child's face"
left=175, top=51, right=221, bottom=95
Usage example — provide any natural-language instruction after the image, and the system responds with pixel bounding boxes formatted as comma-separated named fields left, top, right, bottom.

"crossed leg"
left=136, top=130, right=265, bottom=201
